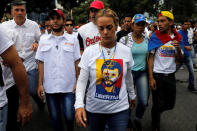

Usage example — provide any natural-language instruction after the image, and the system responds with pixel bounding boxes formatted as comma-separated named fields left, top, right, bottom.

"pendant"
left=107, top=50, right=110, bottom=55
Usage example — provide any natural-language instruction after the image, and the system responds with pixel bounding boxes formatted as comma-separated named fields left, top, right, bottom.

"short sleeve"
left=149, top=48, right=156, bottom=54
left=119, top=36, right=126, bottom=45
left=0, top=25, right=13, bottom=55
left=74, top=37, right=81, bottom=61
left=35, top=41, right=44, bottom=62
left=78, top=33, right=84, bottom=50
left=34, top=23, right=41, bottom=42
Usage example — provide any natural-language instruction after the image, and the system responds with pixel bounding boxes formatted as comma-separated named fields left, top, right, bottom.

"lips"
left=102, top=37, right=110, bottom=40
left=159, top=27, right=163, bottom=30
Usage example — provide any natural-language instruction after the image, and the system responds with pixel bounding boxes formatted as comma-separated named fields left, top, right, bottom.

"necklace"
left=99, top=41, right=117, bottom=81
left=100, top=41, right=117, bottom=62
left=132, top=33, right=144, bottom=44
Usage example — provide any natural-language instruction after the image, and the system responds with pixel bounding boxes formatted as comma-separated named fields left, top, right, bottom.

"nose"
left=104, top=28, right=108, bottom=35
left=18, top=10, right=24, bottom=14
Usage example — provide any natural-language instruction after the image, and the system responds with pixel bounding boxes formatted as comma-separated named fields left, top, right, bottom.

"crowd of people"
left=0, top=0, right=197, bottom=131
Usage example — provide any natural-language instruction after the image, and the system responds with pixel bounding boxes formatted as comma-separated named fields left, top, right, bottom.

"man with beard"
left=78, top=0, right=104, bottom=53
left=36, top=9, right=81, bottom=131
left=1, top=1, right=42, bottom=131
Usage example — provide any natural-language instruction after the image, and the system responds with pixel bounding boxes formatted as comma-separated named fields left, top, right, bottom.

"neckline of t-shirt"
left=133, top=38, right=146, bottom=45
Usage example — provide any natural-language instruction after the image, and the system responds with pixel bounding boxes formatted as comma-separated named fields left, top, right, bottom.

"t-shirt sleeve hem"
left=0, top=40, right=13, bottom=55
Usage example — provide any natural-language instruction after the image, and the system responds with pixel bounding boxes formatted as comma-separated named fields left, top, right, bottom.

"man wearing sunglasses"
left=65, top=19, right=78, bottom=38
left=77, top=0, right=104, bottom=53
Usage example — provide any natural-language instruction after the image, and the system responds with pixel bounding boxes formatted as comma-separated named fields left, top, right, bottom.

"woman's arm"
left=75, top=68, right=89, bottom=128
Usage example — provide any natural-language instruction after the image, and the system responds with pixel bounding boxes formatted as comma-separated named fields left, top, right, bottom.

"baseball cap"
left=158, top=11, right=174, bottom=20
left=89, top=0, right=104, bottom=10
left=49, top=9, right=64, bottom=18
left=132, top=14, right=146, bottom=23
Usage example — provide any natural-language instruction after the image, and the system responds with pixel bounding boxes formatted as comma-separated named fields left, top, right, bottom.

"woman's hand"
left=75, top=108, right=87, bottom=128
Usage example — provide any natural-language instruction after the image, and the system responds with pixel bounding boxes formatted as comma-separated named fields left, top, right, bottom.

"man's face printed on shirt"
left=95, top=59, right=123, bottom=100
left=101, top=60, right=121, bottom=93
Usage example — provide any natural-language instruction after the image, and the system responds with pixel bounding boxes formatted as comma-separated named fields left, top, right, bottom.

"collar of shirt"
left=12, top=18, right=28, bottom=28
left=48, top=32, right=68, bottom=41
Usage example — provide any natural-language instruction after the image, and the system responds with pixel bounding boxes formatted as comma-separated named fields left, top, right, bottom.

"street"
left=22, top=67, right=197, bottom=131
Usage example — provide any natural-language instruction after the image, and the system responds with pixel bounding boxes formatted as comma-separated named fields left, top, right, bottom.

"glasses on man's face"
left=65, top=24, right=73, bottom=27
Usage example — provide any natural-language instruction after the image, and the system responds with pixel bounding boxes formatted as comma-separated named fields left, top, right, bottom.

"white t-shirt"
left=150, top=35, right=177, bottom=74
left=0, top=25, right=13, bottom=107
left=78, top=42, right=135, bottom=113
left=0, top=26, right=23, bottom=90
left=187, top=28, right=193, bottom=44
left=36, top=32, right=81, bottom=93
left=78, top=22, right=101, bottom=49
left=2, top=19, right=41, bottom=72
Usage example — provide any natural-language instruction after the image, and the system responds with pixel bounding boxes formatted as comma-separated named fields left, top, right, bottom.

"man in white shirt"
left=77, top=0, right=104, bottom=52
left=0, top=25, right=32, bottom=131
left=36, top=9, right=81, bottom=131
left=2, top=1, right=43, bottom=130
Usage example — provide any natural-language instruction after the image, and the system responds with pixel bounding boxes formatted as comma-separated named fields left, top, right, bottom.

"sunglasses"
left=136, top=22, right=146, bottom=26
left=65, top=24, right=73, bottom=27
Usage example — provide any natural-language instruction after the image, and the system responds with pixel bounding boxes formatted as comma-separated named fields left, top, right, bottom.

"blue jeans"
left=46, top=93, right=75, bottom=131
left=27, top=69, right=44, bottom=109
left=0, top=104, right=8, bottom=131
left=177, top=56, right=195, bottom=87
left=132, top=71, right=149, bottom=119
left=191, top=45, right=196, bottom=64
left=86, top=109, right=130, bottom=131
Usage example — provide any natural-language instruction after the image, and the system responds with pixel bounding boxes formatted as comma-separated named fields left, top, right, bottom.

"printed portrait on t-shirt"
left=95, top=59, right=123, bottom=100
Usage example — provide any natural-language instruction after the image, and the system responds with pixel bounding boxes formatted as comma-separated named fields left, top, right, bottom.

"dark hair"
left=119, top=18, right=125, bottom=26
left=181, top=20, right=191, bottom=25
left=49, top=12, right=65, bottom=21
left=123, top=14, right=132, bottom=19
left=45, top=16, right=50, bottom=21
left=66, top=18, right=75, bottom=25
left=11, top=0, right=26, bottom=9
left=164, top=17, right=175, bottom=29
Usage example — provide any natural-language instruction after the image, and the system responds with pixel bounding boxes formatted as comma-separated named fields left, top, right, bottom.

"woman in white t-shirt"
left=120, top=14, right=149, bottom=131
left=74, top=9, right=136, bottom=131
